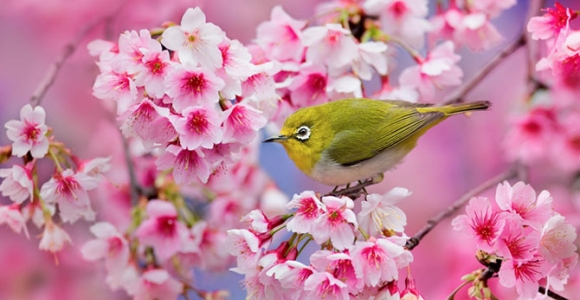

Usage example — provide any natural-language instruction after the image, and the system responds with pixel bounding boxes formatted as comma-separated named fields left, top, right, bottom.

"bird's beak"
left=263, top=135, right=289, bottom=143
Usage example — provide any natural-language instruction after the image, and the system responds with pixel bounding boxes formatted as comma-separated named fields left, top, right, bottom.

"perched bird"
left=264, top=98, right=490, bottom=186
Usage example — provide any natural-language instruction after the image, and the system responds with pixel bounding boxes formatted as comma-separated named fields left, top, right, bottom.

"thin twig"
left=405, top=166, right=518, bottom=250
left=120, top=134, right=140, bottom=206
left=445, top=35, right=526, bottom=105
left=538, top=286, right=569, bottom=300
left=29, top=18, right=104, bottom=107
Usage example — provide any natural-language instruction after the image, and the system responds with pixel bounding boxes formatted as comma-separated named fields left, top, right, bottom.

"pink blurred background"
left=0, top=0, right=578, bottom=299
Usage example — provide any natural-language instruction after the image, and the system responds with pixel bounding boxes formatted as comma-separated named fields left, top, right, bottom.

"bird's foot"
left=327, top=174, right=384, bottom=199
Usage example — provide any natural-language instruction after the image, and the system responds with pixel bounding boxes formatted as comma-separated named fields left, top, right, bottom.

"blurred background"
left=0, top=0, right=578, bottom=299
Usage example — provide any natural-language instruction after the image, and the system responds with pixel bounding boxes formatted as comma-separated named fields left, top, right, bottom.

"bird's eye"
left=295, top=126, right=311, bottom=141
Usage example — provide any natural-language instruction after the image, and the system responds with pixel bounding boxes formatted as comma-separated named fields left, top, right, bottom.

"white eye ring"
left=295, top=126, right=311, bottom=141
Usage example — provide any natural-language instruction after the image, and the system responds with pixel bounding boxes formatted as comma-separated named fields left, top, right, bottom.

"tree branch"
left=405, top=166, right=518, bottom=250
left=29, top=18, right=104, bottom=107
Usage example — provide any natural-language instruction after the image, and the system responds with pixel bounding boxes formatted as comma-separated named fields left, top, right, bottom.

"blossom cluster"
left=453, top=181, right=578, bottom=299
left=227, top=188, right=422, bottom=300
left=90, top=7, right=269, bottom=185
left=504, top=2, right=580, bottom=171
left=0, top=104, right=110, bottom=254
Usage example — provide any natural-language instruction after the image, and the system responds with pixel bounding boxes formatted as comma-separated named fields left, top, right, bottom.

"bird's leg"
left=327, top=174, right=384, bottom=199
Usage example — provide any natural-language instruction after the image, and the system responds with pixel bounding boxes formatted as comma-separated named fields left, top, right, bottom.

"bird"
left=264, top=98, right=490, bottom=186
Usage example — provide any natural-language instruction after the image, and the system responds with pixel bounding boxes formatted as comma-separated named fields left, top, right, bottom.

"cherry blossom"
left=256, top=5, right=306, bottom=62
left=92, top=68, right=138, bottom=115
left=133, top=269, right=184, bottom=300
left=172, top=106, right=223, bottom=150
left=156, top=144, right=211, bottom=184
left=539, top=214, right=577, bottom=263
left=285, top=191, right=324, bottom=234
left=5, top=104, right=49, bottom=158
left=287, top=64, right=329, bottom=108
left=351, top=237, right=412, bottom=286
left=452, top=197, right=506, bottom=252
left=164, top=64, right=225, bottom=112
left=528, top=2, right=577, bottom=41
left=358, top=188, right=410, bottom=237
left=40, top=169, right=99, bottom=223
left=311, top=195, right=358, bottom=251
left=302, top=23, right=358, bottom=71
left=133, top=46, right=172, bottom=99
left=161, top=7, right=225, bottom=69
left=0, top=204, right=29, bottom=238
left=120, top=100, right=177, bottom=147
left=498, top=255, right=550, bottom=299
left=495, top=181, right=553, bottom=228
left=135, top=200, right=189, bottom=262
left=39, top=222, right=72, bottom=253
left=303, top=271, right=350, bottom=300
left=0, top=163, right=33, bottom=204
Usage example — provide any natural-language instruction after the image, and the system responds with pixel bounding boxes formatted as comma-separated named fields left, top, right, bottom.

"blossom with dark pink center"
left=172, top=106, right=222, bottom=150
left=81, top=222, right=130, bottom=286
left=133, top=48, right=172, bottom=99
left=226, top=228, right=262, bottom=274
left=311, top=195, right=358, bottom=250
left=303, top=271, right=349, bottom=300
left=156, top=144, right=211, bottom=184
left=286, top=191, right=324, bottom=234
left=117, top=29, right=159, bottom=70
left=92, top=69, right=138, bottom=115
left=164, top=64, right=225, bottom=112
left=452, top=197, right=506, bottom=252
left=351, top=237, right=412, bottom=286
left=135, top=200, right=189, bottom=262
left=161, top=7, right=225, bottom=69
left=528, top=2, right=577, bottom=41
left=288, top=64, right=329, bottom=108
left=40, top=169, right=99, bottom=223
left=310, top=250, right=363, bottom=294
left=495, top=216, right=540, bottom=262
left=0, top=163, right=34, bottom=204
left=256, top=6, right=306, bottom=62
left=121, top=100, right=177, bottom=148
left=498, top=254, right=550, bottom=299
left=5, top=104, right=49, bottom=158
left=221, top=103, right=267, bottom=144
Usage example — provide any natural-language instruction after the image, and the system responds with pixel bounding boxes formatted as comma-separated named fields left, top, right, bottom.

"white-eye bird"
left=264, top=98, right=490, bottom=186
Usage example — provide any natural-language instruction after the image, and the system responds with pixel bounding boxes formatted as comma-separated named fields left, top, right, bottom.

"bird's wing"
left=326, top=106, right=444, bottom=166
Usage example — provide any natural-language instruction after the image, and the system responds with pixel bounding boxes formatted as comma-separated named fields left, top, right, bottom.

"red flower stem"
left=405, top=166, right=518, bottom=250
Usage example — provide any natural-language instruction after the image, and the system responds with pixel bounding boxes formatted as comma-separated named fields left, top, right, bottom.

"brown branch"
left=29, top=18, right=106, bottom=107
left=539, top=286, right=569, bottom=300
left=405, top=166, right=518, bottom=250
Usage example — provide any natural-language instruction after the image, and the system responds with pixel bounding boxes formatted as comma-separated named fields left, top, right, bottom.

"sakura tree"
left=0, top=0, right=578, bottom=299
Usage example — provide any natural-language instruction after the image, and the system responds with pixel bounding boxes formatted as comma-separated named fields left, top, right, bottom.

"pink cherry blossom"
left=285, top=191, right=324, bottom=234
left=276, top=260, right=314, bottom=298
left=172, top=106, right=222, bottom=150
left=133, top=47, right=172, bottom=99
left=5, top=104, right=49, bottom=158
left=226, top=228, right=262, bottom=274
left=133, top=269, right=184, bottom=300
left=303, top=271, right=350, bottom=300
left=161, top=7, right=225, bottom=69
left=452, top=197, right=506, bottom=252
left=363, top=0, right=431, bottom=48
left=326, top=74, right=363, bottom=99
left=503, top=107, right=560, bottom=164
left=121, top=100, right=177, bottom=148
left=359, top=188, right=410, bottom=237
left=399, top=41, right=462, bottom=102
left=352, top=41, right=388, bottom=81
left=135, top=200, right=189, bottom=262
left=221, top=103, right=267, bottom=144
left=495, top=181, right=553, bottom=229
left=350, top=237, right=411, bottom=286
left=81, top=222, right=130, bottom=286
left=527, top=2, right=577, bottom=41
left=547, top=255, right=578, bottom=292
left=540, top=214, right=577, bottom=263
left=495, top=216, right=539, bottom=262
left=40, top=169, right=99, bottom=223
left=39, top=222, right=72, bottom=253
left=256, top=6, right=306, bottom=62
left=77, top=156, right=111, bottom=180
left=189, top=221, right=232, bottom=271
left=219, top=38, right=254, bottom=80
left=0, top=204, right=29, bottom=238
left=92, top=68, right=138, bottom=115
left=311, top=195, right=358, bottom=250
left=287, top=64, right=329, bottom=108
left=0, top=163, right=33, bottom=204
left=400, top=274, right=425, bottom=300
left=498, top=254, right=550, bottom=299
left=156, top=144, right=211, bottom=184
left=310, top=250, right=362, bottom=294
left=302, top=23, right=358, bottom=71
left=117, top=29, right=159, bottom=70
left=240, top=62, right=280, bottom=118
left=453, top=11, right=503, bottom=51
left=164, top=64, right=225, bottom=112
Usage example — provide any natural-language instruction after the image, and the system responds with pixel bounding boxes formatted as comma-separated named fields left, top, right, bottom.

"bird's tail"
left=427, top=101, right=491, bottom=116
